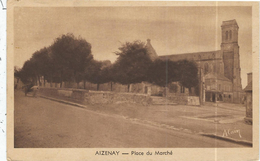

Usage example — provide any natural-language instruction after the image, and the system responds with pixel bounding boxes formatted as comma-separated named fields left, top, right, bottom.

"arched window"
left=229, top=30, right=232, bottom=40
left=225, top=31, right=228, bottom=40
left=213, top=64, right=216, bottom=73
left=204, top=63, right=209, bottom=75
left=216, top=64, right=220, bottom=73
left=209, top=64, right=213, bottom=73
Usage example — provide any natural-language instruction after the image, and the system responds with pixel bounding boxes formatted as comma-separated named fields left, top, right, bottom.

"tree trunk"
left=110, top=82, right=113, bottom=91
left=127, top=84, right=130, bottom=92
left=44, top=76, right=46, bottom=87
left=38, top=75, right=41, bottom=86
left=60, top=71, right=63, bottom=88
left=83, top=79, right=86, bottom=89
left=34, top=76, right=37, bottom=85
left=97, top=84, right=99, bottom=91
left=33, top=76, right=36, bottom=85
left=189, top=87, right=191, bottom=95
left=50, top=73, right=53, bottom=87
left=50, top=77, right=53, bottom=87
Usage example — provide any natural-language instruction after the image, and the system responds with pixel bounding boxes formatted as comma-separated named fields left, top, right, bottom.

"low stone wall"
left=186, top=96, right=200, bottom=105
left=38, top=87, right=152, bottom=106
left=38, top=87, right=87, bottom=104
left=167, top=95, right=200, bottom=106
left=85, top=91, right=152, bottom=106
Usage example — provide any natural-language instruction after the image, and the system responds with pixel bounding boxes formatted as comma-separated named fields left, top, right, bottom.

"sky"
left=14, top=6, right=252, bottom=88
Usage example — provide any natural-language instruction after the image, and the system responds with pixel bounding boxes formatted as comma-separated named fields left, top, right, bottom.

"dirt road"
left=14, top=90, right=244, bottom=148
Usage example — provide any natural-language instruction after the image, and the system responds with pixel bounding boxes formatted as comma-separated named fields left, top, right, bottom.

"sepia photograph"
left=7, top=1, right=259, bottom=161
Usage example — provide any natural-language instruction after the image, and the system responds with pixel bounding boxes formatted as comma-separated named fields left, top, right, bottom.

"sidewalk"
left=201, top=102, right=252, bottom=146
left=145, top=103, right=252, bottom=146
left=39, top=94, right=252, bottom=146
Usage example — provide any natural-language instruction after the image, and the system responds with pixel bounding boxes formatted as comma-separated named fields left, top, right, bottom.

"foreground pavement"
left=14, top=90, right=249, bottom=148
left=40, top=92, right=252, bottom=145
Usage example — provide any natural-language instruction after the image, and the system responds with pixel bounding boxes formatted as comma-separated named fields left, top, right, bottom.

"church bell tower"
left=221, top=19, right=242, bottom=102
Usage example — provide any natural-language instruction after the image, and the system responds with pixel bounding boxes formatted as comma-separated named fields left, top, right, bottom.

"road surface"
left=14, top=90, right=244, bottom=148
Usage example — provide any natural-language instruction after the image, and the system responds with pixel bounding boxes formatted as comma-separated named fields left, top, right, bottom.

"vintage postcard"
left=7, top=1, right=259, bottom=160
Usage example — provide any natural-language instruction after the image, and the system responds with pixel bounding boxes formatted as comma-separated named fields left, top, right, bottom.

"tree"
left=19, top=59, right=37, bottom=84
left=30, top=47, right=53, bottom=86
left=50, top=33, right=93, bottom=87
left=85, top=60, right=112, bottom=90
left=14, top=66, right=21, bottom=80
left=147, top=59, right=198, bottom=93
left=113, top=40, right=153, bottom=91
left=177, top=59, right=199, bottom=91
left=147, top=59, right=179, bottom=87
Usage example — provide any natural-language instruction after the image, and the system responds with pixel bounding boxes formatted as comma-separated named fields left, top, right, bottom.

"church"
left=145, top=19, right=243, bottom=103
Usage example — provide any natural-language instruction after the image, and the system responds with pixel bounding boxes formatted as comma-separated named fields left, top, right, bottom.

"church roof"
left=221, top=19, right=238, bottom=27
left=159, top=50, right=222, bottom=61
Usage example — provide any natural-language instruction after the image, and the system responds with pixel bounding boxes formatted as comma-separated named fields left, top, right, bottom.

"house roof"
left=244, top=81, right=252, bottom=92
left=204, top=73, right=231, bottom=82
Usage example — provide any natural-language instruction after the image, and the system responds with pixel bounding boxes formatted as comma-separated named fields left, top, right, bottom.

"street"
left=14, top=90, right=247, bottom=148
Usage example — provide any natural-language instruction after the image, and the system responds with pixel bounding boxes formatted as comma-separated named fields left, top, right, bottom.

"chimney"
left=247, top=73, right=252, bottom=85
left=147, top=39, right=151, bottom=44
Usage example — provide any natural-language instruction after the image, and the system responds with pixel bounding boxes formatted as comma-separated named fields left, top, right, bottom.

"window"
left=213, top=64, right=216, bottom=73
left=209, top=64, right=213, bottom=73
left=204, top=63, right=209, bottom=75
left=225, top=31, right=229, bottom=40
left=229, top=30, right=232, bottom=40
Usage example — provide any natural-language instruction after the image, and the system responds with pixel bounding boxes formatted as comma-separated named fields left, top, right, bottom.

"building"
left=244, top=73, right=252, bottom=124
left=146, top=19, right=243, bottom=103
left=44, top=19, right=244, bottom=104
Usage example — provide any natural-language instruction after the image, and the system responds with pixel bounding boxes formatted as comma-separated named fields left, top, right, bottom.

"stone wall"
left=43, top=81, right=130, bottom=93
left=38, top=87, right=152, bottom=106
left=85, top=91, right=152, bottom=106
left=167, top=95, right=200, bottom=106
left=38, top=87, right=87, bottom=104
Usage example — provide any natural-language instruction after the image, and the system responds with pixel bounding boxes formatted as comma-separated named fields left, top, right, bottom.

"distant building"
left=146, top=19, right=243, bottom=103
left=244, top=73, right=252, bottom=124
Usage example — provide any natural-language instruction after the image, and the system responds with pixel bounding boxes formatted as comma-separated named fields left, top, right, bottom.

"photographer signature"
left=222, top=129, right=242, bottom=138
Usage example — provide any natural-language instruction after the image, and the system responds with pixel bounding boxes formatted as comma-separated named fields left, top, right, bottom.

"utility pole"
left=199, top=67, right=202, bottom=106
left=202, top=74, right=205, bottom=105
left=199, top=67, right=205, bottom=106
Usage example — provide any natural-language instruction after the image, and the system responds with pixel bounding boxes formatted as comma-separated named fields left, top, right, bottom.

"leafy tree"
left=14, top=66, right=21, bottom=80
left=85, top=60, right=112, bottom=90
left=30, top=47, right=53, bottom=86
left=113, top=40, right=153, bottom=91
left=50, top=33, right=93, bottom=87
left=20, top=59, right=37, bottom=84
left=147, top=59, right=198, bottom=94
left=177, top=59, right=199, bottom=92
left=147, top=59, right=179, bottom=87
